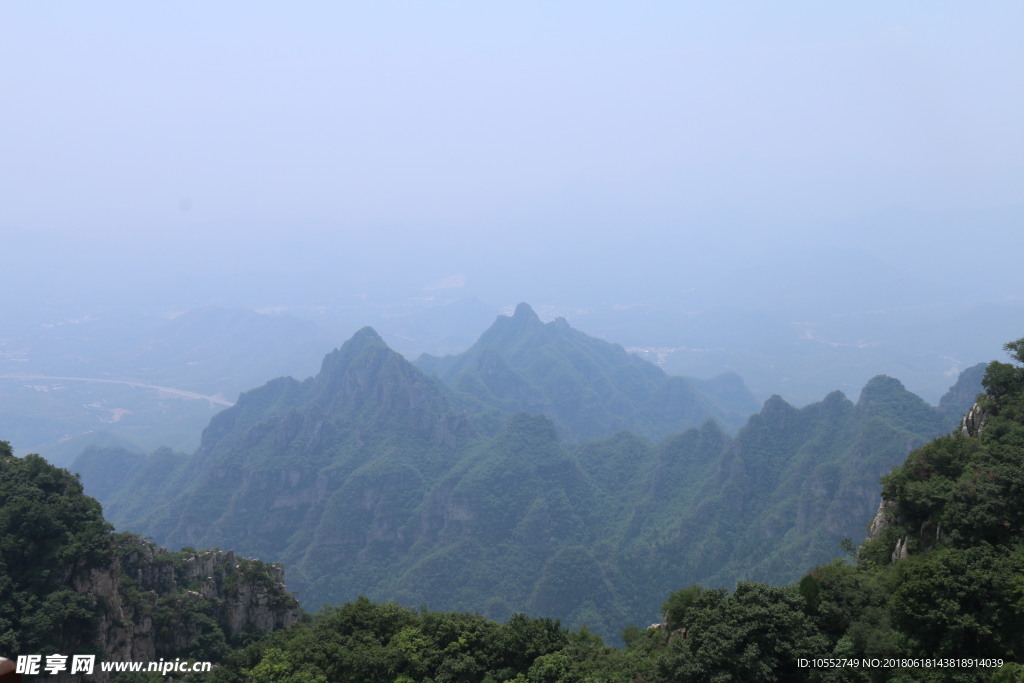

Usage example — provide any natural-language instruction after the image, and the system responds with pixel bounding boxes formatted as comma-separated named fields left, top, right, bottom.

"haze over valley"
left=2, top=2, right=1023, bottom=679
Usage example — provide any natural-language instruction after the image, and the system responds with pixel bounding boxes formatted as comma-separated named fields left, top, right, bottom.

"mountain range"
left=73, top=304, right=984, bottom=639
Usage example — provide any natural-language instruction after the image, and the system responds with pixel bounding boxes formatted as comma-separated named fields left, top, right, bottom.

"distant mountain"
left=77, top=322, right=984, bottom=640
left=416, top=302, right=758, bottom=442
left=100, top=327, right=475, bottom=558
left=576, top=369, right=982, bottom=626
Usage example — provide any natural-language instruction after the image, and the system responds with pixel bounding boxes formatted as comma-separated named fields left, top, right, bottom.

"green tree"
left=662, top=585, right=722, bottom=632
left=889, top=545, right=1024, bottom=657
left=246, top=647, right=329, bottom=682
left=657, top=582, right=829, bottom=682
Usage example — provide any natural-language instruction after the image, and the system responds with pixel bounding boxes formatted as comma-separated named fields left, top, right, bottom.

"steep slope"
left=0, top=442, right=298, bottom=680
left=733, top=339, right=1024, bottom=677
left=585, top=372, right=981, bottom=625
left=107, top=328, right=476, bottom=561
left=416, top=302, right=758, bottom=442
left=79, top=335, right=982, bottom=641
left=194, top=347, right=1023, bottom=683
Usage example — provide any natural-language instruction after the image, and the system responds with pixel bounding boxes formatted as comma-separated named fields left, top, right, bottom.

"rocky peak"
left=512, top=302, right=541, bottom=323
left=316, top=327, right=389, bottom=379
left=473, top=302, right=546, bottom=349
left=311, top=328, right=451, bottom=428
left=759, top=394, right=796, bottom=421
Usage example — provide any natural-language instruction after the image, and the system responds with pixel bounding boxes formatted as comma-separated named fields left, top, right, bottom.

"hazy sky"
left=3, top=2, right=1021, bottom=242
left=2, top=0, right=1023, bottom=334
left=2, top=2, right=1023, bottom=416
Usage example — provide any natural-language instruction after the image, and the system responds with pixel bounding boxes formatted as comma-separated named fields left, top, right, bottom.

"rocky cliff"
left=87, top=537, right=299, bottom=658
left=0, top=444, right=299, bottom=683
left=865, top=396, right=992, bottom=564
left=44, top=538, right=300, bottom=683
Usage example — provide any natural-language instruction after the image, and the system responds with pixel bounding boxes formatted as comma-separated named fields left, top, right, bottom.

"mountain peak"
left=857, top=375, right=907, bottom=404
left=472, top=302, right=544, bottom=345
left=315, top=327, right=392, bottom=392
left=349, top=326, right=386, bottom=346
left=762, top=394, right=794, bottom=415
left=512, top=302, right=540, bottom=322
left=414, top=301, right=757, bottom=441
left=856, top=374, right=944, bottom=433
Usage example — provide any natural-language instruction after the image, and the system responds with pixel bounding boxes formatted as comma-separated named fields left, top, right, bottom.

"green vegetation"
left=415, top=303, right=759, bottom=442
left=78, top=321, right=983, bottom=644
left=6, top=332, right=1024, bottom=679
left=191, top=338, right=1024, bottom=680
left=0, top=441, right=109, bottom=655
left=200, top=598, right=648, bottom=683
left=0, top=444, right=298, bottom=666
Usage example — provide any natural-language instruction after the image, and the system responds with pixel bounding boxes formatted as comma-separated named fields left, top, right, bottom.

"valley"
left=4, top=4, right=1021, bottom=675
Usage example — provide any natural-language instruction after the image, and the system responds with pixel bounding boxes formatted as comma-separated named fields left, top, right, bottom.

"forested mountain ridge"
left=576, top=369, right=982, bottom=623
left=3, top=338, right=1008, bottom=681
left=198, top=339, right=1024, bottom=681
left=73, top=315, right=983, bottom=641
left=415, top=303, right=758, bottom=442
left=96, top=326, right=477, bottom=564
left=0, top=441, right=299, bottom=682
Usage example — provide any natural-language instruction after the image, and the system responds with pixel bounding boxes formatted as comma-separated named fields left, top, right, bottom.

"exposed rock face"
left=63, top=537, right=299, bottom=682
left=871, top=396, right=991, bottom=565
left=891, top=537, right=910, bottom=564
left=960, top=402, right=989, bottom=438
left=867, top=498, right=898, bottom=542
left=72, top=559, right=157, bottom=666
left=1, top=442, right=301, bottom=683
